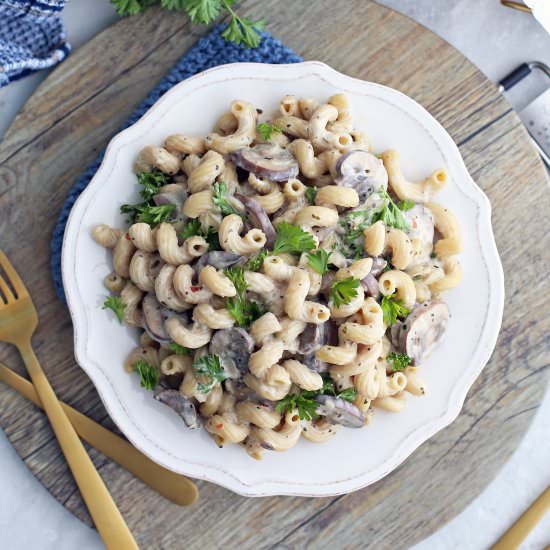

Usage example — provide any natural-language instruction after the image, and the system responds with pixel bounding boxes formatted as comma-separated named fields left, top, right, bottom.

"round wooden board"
left=0, top=1, right=549, bottom=548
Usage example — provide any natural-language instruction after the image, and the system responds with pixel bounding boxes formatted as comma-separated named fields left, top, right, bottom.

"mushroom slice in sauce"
left=195, top=251, right=244, bottom=272
left=154, top=389, right=201, bottom=429
left=235, top=193, right=277, bottom=247
left=396, top=301, right=450, bottom=364
left=402, top=204, right=435, bottom=243
left=335, top=150, right=388, bottom=202
left=315, top=395, right=365, bottom=428
left=142, top=293, right=171, bottom=344
left=369, top=256, right=387, bottom=277
left=230, top=144, right=299, bottom=182
left=360, top=273, right=379, bottom=297
left=299, top=321, right=337, bottom=371
left=209, top=328, right=255, bottom=377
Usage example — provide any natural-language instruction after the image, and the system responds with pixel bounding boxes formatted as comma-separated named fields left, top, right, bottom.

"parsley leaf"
left=320, top=373, right=356, bottom=402
left=398, top=199, right=415, bottom=211
left=372, top=190, right=410, bottom=232
left=380, top=292, right=411, bottom=325
left=120, top=203, right=175, bottom=226
left=204, top=227, right=221, bottom=251
left=306, top=249, right=332, bottom=275
left=212, top=181, right=242, bottom=217
left=387, top=352, right=412, bottom=371
left=276, top=392, right=319, bottom=421
left=137, top=169, right=171, bottom=201
left=180, top=0, right=222, bottom=23
left=330, top=277, right=360, bottom=307
left=257, top=122, right=281, bottom=141
left=193, top=354, right=227, bottom=393
left=135, top=360, right=159, bottom=390
left=224, top=267, right=267, bottom=327
left=179, top=220, right=221, bottom=251
left=273, top=222, right=316, bottom=255
left=221, top=10, right=265, bottom=49
left=305, top=186, right=318, bottom=205
left=246, top=250, right=268, bottom=272
left=168, top=343, right=192, bottom=355
left=337, top=387, right=357, bottom=402
left=111, top=0, right=156, bottom=16
left=102, top=295, right=126, bottom=323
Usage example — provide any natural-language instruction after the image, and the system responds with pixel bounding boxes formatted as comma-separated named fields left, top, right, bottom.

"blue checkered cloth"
left=0, top=0, right=70, bottom=87
left=50, top=25, right=302, bottom=303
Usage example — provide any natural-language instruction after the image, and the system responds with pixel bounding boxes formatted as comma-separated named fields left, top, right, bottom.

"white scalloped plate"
left=62, top=62, right=504, bottom=497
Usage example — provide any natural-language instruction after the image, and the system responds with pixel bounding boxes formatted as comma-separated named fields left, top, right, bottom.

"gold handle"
left=19, top=342, right=138, bottom=550
left=500, top=0, right=532, bottom=13
left=492, top=485, right=550, bottom=550
left=0, top=361, right=198, bottom=506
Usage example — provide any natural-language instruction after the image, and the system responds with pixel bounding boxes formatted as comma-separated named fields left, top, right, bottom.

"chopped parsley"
left=372, top=190, right=410, bottom=231
left=179, top=219, right=221, bottom=251
left=257, top=122, right=281, bottom=141
left=306, top=249, right=332, bottom=275
left=168, top=343, right=192, bottom=356
left=193, top=354, right=227, bottom=394
left=272, top=222, right=316, bottom=255
left=224, top=266, right=266, bottom=327
left=305, top=186, right=318, bottom=205
left=330, top=276, right=360, bottom=307
left=398, top=199, right=415, bottom=211
left=135, top=360, right=159, bottom=390
left=212, top=181, right=242, bottom=217
left=387, top=352, right=412, bottom=371
left=380, top=292, right=411, bottom=325
left=102, top=295, right=126, bottom=323
left=246, top=250, right=268, bottom=272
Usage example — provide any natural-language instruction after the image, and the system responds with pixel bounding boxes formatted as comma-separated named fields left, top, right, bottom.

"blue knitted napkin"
left=50, top=25, right=302, bottom=303
left=0, top=0, right=70, bottom=87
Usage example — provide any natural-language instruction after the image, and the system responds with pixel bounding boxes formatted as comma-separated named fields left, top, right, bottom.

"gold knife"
left=0, top=361, right=198, bottom=506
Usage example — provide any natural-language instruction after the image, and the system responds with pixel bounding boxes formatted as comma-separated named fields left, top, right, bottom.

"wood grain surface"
left=0, top=1, right=549, bottom=548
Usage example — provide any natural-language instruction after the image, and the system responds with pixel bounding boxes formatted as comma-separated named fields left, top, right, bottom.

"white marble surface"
left=0, top=1, right=549, bottom=548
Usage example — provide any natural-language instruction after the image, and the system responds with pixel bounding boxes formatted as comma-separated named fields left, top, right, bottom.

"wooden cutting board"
left=0, top=1, right=549, bottom=548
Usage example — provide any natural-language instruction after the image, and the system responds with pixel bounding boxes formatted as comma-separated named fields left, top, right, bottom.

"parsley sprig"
left=273, top=222, right=316, bottom=255
left=103, top=295, right=126, bottom=323
left=305, top=186, right=318, bottom=205
left=380, top=292, right=411, bottom=325
left=120, top=169, right=175, bottom=226
left=168, top=343, right=192, bottom=355
left=111, top=0, right=266, bottom=49
left=306, top=249, right=332, bottom=275
left=387, top=352, right=412, bottom=371
left=179, top=218, right=221, bottom=251
left=372, top=190, right=411, bottom=231
left=212, top=181, right=242, bottom=217
left=135, top=360, right=159, bottom=390
left=245, top=250, right=268, bottom=272
left=276, top=374, right=357, bottom=420
left=257, top=122, right=281, bottom=141
left=330, top=277, right=360, bottom=308
left=224, top=267, right=266, bottom=327
left=193, top=354, right=227, bottom=393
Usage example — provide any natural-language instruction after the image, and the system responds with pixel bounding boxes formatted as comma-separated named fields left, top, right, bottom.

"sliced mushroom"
left=195, top=251, right=244, bottom=272
left=395, top=301, right=449, bottom=364
left=299, top=320, right=337, bottom=371
left=320, top=271, right=336, bottom=294
left=360, top=273, right=379, bottom=297
left=142, top=293, right=171, bottom=344
left=209, top=328, right=255, bottom=377
left=235, top=193, right=277, bottom=247
left=154, top=389, right=201, bottom=429
left=335, top=150, right=388, bottom=202
left=230, top=144, right=299, bottom=182
left=369, top=256, right=387, bottom=277
left=402, top=204, right=435, bottom=243
left=224, top=379, right=255, bottom=400
left=315, top=395, right=365, bottom=428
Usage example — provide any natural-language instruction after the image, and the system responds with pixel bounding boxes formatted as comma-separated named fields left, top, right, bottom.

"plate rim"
left=62, top=60, right=505, bottom=497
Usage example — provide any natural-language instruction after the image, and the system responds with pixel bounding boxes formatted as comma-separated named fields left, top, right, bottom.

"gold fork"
left=0, top=250, right=138, bottom=550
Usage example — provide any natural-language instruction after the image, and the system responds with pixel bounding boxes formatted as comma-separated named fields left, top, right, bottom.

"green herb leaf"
left=110, top=0, right=156, bottom=16
left=135, top=360, right=159, bottom=390
left=246, top=250, right=268, bottom=272
left=305, top=186, right=318, bottom=205
left=102, top=295, right=126, bottom=323
left=193, top=354, right=226, bottom=393
left=387, top=352, right=412, bottom=371
left=337, top=387, right=357, bottom=402
left=120, top=203, right=176, bottom=227
left=398, top=199, right=415, bottom=211
left=212, top=181, right=242, bottom=217
left=223, top=266, right=248, bottom=295
left=273, top=222, right=316, bottom=255
left=180, top=0, right=223, bottom=23
left=224, top=266, right=267, bottom=326
left=306, top=249, right=332, bottom=275
left=380, top=292, right=411, bottom=326
left=276, top=392, right=319, bottom=421
left=137, top=169, right=171, bottom=201
left=221, top=12, right=265, bottom=49
left=204, top=227, right=221, bottom=251
left=330, top=276, right=360, bottom=308
left=257, top=122, right=281, bottom=141
left=179, top=218, right=202, bottom=240
left=168, top=343, right=192, bottom=356
left=372, top=190, right=410, bottom=231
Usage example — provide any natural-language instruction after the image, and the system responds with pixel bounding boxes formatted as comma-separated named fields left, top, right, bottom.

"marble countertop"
left=0, top=1, right=549, bottom=548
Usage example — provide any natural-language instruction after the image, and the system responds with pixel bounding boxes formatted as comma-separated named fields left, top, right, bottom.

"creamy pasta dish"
left=93, top=93, right=462, bottom=459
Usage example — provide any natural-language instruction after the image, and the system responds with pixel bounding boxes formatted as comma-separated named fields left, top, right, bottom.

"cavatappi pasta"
left=94, top=94, right=462, bottom=459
